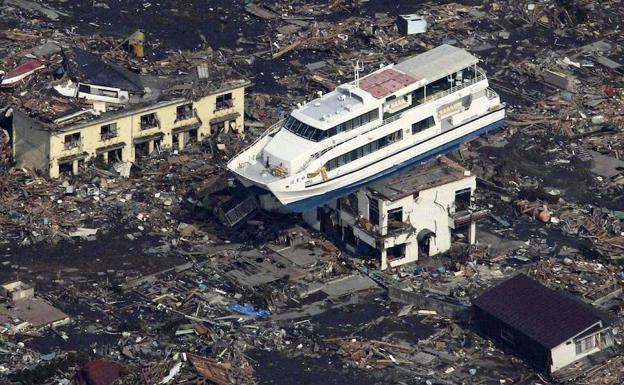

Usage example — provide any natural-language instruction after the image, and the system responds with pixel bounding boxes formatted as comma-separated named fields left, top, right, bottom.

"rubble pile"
left=0, top=0, right=623, bottom=384
left=530, top=257, right=623, bottom=302
left=0, top=144, right=230, bottom=246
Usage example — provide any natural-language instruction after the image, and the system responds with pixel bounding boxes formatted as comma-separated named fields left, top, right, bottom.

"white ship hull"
left=227, top=45, right=506, bottom=212
left=231, top=108, right=504, bottom=212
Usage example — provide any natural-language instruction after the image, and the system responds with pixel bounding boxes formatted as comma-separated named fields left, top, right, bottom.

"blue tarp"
left=229, top=304, right=269, bottom=317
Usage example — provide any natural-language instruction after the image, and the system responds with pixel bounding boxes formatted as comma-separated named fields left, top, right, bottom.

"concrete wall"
left=12, top=110, right=50, bottom=173
left=551, top=340, right=578, bottom=372
left=196, top=87, right=246, bottom=133
left=361, top=176, right=475, bottom=269
left=401, top=177, right=475, bottom=255
left=301, top=173, right=477, bottom=270
left=18, top=84, right=247, bottom=178
left=389, top=286, right=469, bottom=319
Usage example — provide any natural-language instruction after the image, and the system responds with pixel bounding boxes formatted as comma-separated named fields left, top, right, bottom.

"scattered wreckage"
left=0, top=0, right=623, bottom=385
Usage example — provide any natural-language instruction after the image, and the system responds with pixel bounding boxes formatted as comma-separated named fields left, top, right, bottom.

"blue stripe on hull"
left=278, top=119, right=505, bottom=213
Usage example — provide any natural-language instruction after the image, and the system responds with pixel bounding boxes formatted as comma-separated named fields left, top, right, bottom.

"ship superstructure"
left=228, top=45, right=505, bottom=212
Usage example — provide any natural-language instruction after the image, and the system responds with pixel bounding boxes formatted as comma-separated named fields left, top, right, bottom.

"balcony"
left=425, top=68, right=487, bottom=103
left=450, top=209, right=490, bottom=229
left=64, top=141, right=81, bottom=150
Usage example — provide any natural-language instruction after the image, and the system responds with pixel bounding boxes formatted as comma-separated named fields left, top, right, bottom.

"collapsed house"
left=303, top=156, right=487, bottom=269
left=0, top=281, right=69, bottom=333
left=8, top=47, right=249, bottom=178
left=473, top=274, right=615, bottom=374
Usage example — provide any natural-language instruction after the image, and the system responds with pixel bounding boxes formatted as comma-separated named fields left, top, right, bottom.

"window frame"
left=412, top=116, right=435, bottom=134
left=140, top=113, right=158, bottom=130
left=324, top=129, right=403, bottom=171
left=100, top=122, right=118, bottom=140
left=176, top=103, right=193, bottom=121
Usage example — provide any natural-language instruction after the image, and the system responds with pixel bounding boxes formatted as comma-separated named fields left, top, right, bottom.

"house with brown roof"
left=472, top=274, right=615, bottom=374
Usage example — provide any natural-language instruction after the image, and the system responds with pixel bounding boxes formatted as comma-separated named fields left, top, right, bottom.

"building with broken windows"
left=8, top=47, right=249, bottom=178
left=303, top=156, right=487, bottom=270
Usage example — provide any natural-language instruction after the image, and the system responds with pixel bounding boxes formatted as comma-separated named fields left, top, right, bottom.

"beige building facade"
left=13, top=84, right=248, bottom=178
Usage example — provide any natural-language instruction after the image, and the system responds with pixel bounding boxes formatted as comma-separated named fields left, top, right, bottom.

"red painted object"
left=605, top=87, right=616, bottom=97
left=1, top=59, right=45, bottom=88
left=76, top=360, right=129, bottom=385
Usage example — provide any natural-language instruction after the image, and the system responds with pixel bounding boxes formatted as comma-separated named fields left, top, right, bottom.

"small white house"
left=473, top=274, right=615, bottom=374
left=303, top=157, right=488, bottom=269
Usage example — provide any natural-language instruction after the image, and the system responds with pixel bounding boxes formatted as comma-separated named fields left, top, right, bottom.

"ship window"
left=324, top=129, right=403, bottom=171
left=425, top=77, right=453, bottom=98
left=286, top=108, right=381, bottom=144
left=284, top=116, right=326, bottom=142
left=311, top=128, right=324, bottom=141
left=413, top=87, right=425, bottom=104
left=325, top=108, right=379, bottom=139
left=412, top=116, right=435, bottom=134
left=284, top=116, right=296, bottom=130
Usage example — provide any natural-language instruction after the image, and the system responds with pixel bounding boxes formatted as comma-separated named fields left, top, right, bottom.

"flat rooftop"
left=294, top=45, right=478, bottom=126
left=367, top=156, right=470, bottom=201
left=296, top=87, right=365, bottom=124
left=0, top=296, right=69, bottom=328
left=395, top=44, right=479, bottom=84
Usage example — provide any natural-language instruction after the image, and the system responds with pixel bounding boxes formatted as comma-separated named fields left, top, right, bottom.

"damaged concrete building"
left=303, top=157, right=487, bottom=269
left=8, top=48, right=249, bottom=178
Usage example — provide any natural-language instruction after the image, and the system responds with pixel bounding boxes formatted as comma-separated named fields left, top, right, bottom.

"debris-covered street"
left=0, top=0, right=623, bottom=384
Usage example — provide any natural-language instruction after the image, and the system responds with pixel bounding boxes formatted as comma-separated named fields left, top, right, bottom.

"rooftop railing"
left=425, top=68, right=487, bottom=103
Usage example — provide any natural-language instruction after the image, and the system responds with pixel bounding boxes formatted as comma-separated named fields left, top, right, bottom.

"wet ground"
left=476, top=132, right=624, bottom=210
left=252, top=350, right=384, bottom=385
left=0, top=227, right=184, bottom=288
left=252, top=293, right=434, bottom=385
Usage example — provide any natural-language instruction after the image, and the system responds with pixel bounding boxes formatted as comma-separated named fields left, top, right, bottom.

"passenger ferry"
left=228, top=45, right=505, bottom=212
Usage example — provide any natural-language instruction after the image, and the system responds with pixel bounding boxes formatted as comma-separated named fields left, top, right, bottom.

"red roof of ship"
left=358, top=68, right=418, bottom=99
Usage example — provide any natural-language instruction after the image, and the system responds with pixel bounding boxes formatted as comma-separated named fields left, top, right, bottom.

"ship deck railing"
left=424, top=68, right=487, bottom=102
left=231, top=118, right=285, bottom=165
